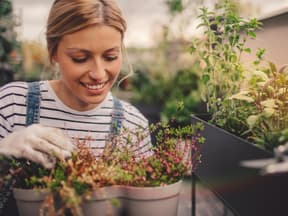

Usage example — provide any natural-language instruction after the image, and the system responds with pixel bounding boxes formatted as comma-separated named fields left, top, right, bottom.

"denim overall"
left=0, top=81, right=123, bottom=215
left=25, top=81, right=124, bottom=132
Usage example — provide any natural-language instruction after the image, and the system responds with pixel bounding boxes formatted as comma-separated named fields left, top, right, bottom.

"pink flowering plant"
left=0, top=121, right=205, bottom=215
left=109, top=121, right=205, bottom=186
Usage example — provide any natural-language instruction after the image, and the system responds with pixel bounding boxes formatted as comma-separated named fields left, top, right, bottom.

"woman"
left=0, top=0, right=151, bottom=169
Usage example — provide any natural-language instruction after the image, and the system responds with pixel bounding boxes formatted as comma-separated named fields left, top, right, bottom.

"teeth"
left=85, top=82, right=106, bottom=90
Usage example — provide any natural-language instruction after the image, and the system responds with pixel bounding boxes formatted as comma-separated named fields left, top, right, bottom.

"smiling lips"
left=84, top=81, right=108, bottom=91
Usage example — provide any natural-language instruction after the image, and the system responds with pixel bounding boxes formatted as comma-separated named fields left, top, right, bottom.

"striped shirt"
left=0, top=81, right=152, bottom=156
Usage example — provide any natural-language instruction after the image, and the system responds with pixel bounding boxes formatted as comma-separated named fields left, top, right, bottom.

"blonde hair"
left=46, top=0, right=127, bottom=64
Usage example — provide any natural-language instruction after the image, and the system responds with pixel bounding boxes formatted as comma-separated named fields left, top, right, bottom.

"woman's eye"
left=71, top=57, right=88, bottom=63
left=105, top=56, right=118, bottom=61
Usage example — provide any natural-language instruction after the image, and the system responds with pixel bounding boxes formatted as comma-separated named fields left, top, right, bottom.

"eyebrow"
left=66, top=47, right=120, bottom=53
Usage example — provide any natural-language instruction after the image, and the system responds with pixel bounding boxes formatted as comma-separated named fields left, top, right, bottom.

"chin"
left=86, top=94, right=107, bottom=105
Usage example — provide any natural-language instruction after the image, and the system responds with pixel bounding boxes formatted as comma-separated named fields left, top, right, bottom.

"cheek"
left=114, top=57, right=123, bottom=72
left=59, top=61, right=84, bottom=80
left=114, top=62, right=122, bottom=73
left=109, top=60, right=122, bottom=77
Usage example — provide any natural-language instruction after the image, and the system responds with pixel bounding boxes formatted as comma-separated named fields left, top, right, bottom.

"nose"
left=88, top=59, right=106, bottom=80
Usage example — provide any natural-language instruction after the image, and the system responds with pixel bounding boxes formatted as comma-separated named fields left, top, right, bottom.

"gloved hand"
left=0, top=124, right=75, bottom=169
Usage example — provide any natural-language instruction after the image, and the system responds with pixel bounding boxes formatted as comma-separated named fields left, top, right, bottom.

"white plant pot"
left=82, top=185, right=124, bottom=216
left=13, top=188, right=49, bottom=216
left=124, top=180, right=183, bottom=216
left=13, top=180, right=183, bottom=216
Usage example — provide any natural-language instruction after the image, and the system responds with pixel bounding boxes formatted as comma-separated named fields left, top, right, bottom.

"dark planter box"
left=134, top=104, right=162, bottom=124
left=191, top=115, right=288, bottom=216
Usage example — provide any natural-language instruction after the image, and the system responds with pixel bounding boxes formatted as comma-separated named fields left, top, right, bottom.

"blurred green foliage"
left=166, top=0, right=183, bottom=13
left=0, top=0, right=20, bottom=86
left=130, top=67, right=201, bottom=125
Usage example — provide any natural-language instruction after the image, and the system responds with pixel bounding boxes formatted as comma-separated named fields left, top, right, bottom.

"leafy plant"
left=130, top=69, right=171, bottom=106
left=110, top=122, right=205, bottom=186
left=160, top=68, right=201, bottom=125
left=190, top=0, right=262, bottom=117
left=130, top=67, right=201, bottom=125
left=1, top=121, right=205, bottom=215
left=222, top=62, right=288, bottom=150
left=210, top=48, right=267, bottom=138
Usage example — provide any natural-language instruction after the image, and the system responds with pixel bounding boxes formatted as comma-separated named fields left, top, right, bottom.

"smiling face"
left=52, top=24, right=122, bottom=111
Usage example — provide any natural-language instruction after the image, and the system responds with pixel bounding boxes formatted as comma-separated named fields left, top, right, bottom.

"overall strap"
left=110, top=97, right=124, bottom=136
left=26, top=81, right=41, bottom=126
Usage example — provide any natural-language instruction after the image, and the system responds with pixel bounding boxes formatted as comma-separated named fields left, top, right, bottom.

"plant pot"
left=124, top=180, right=182, bottom=216
left=83, top=181, right=182, bottom=216
left=82, top=185, right=124, bottom=216
left=13, top=188, right=49, bottom=216
left=13, top=181, right=183, bottom=216
left=191, top=115, right=288, bottom=216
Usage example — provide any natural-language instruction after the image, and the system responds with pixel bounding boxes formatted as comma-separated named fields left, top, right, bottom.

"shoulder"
left=0, top=81, right=28, bottom=92
left=0, top=81, right=28, bottom=99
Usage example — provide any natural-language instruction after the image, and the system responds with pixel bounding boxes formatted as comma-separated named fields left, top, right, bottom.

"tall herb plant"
left=191, top=0, right=261, bottom=118
left=192, top=0, right=288, bottom=150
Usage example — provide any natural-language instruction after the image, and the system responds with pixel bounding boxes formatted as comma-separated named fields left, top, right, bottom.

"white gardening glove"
left=0, top=124, right=75, bottom=169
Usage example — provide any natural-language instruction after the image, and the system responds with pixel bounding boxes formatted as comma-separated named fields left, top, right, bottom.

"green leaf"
left=247, top=31, right=256, bottom=38
left=243, top=48, right=251, bottom=53
left=229, top=91, right=254, bottom=102
left=202, top=74, right=210, bottom=84
left=256, top=48, right=266, bottom=59
left=251, top=70, right=268, bottom=80
left=247, top=115, right=259, bottom=128
left=263, top=107, right=275, bottom=118
left=268, top=61, right=277, bottom=73
left=260, top=99, right=276, bottom=108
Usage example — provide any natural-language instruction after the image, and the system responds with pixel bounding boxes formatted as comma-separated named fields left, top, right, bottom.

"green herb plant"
left=211, top=48, right=266, bottom=138
left=190, top=0, right=261, bottom=118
